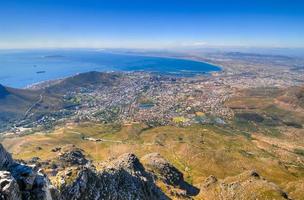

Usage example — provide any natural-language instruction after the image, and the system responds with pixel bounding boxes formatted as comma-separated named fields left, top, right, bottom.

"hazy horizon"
left=1, top=0, right=304, bottom=49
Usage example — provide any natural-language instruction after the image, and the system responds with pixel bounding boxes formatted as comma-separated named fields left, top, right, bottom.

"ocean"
left=0, top=49, right=220, bottom=88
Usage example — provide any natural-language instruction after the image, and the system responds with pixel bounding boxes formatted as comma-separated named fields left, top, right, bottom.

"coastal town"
left=1, top=51, right=304, bottom=200
left=2, top=51, right=300, bottom=134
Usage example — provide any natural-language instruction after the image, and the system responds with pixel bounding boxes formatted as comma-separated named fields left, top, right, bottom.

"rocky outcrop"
left=199, top=170, right=291, bottom=200
left=2, top=143, right=291, bottom=200
left=0, top=144, right=172, bottom=200
left=10, top=164, right=54, bottom=200
left=0, top=144, right=55, bottom=200
left=58, top=153, right=168, bottom=200
left=142, top=153, right=183, bottom=186
left=141, top=153, right=199, bottom=196
left=58, top=148, right=88, bottom=166
left=0, top=171, right=21, bottom=200
left=56, top=152, right=204, bottom=199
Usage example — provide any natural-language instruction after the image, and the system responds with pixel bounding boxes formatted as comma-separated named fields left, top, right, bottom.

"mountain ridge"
left=0, top=84, right=9, bottom=98
left=0, top=143, right=292, bottom=200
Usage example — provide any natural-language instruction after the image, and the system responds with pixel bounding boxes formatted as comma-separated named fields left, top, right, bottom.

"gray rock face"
left=141, top=153, right=183, bottom=186
left=59, top=153, right=169, bottom=200
left=1, top=145, right=196, bottom=200
left=0, top=144, right=13, bottom=170
left=10, top=164, right=37, bottom=191
left=141, top=153, right=199, bottom=196
left=0, top=145, right=172, bottom=200
left=0, top=144, right=55, bottom=200
left=0, top=171, right=21, bottom=200
left=58, top=148, right=88, bottom=166
left=110, top=153, right=146, bottom=173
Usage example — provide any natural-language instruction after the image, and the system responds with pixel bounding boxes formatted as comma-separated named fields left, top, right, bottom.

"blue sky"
left=0, top=0, right=304, bottom=49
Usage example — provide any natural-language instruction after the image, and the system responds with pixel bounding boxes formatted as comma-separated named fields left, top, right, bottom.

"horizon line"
left=1, top=46, right=304, bottom=50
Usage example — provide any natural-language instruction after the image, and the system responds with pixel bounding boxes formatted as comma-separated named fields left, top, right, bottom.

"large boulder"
left=141, top=153, right=200, bottom=197
left=141, top=153, right=183, bottom=186
left=9, top=163, right=55, bottom=200
left=10, top=164, right=37, bottom=191
left=109, top=153, right=146, bottom=173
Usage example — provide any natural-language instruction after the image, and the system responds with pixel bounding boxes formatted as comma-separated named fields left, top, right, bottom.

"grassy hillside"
left=2, top=122, right=304, bottom=199
left=226, top=87, right=304, bottom=136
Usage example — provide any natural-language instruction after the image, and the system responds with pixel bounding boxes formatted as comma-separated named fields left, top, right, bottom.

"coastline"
left=105, top=50, right=225, bottom=71
left=1, top=51, right=223, bottom=89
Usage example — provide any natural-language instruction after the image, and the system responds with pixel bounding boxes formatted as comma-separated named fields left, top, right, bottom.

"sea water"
left=0, top=49, right=220, bottom=88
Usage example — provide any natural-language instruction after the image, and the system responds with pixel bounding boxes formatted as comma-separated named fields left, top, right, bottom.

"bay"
left=0, top=49, right=220, bottom=88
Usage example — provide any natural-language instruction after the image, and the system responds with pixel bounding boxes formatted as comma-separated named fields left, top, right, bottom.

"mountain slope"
left=0, top=85, right=41, bottom=127
left=0, top=84, right=9, bottom=98
left=0, top=84, right=64, bottom=130
left=45, top=71, right=122, bottom=94
left=0, top=71, right=125, bottom=131
left=199, top=171, right=290, bottom=200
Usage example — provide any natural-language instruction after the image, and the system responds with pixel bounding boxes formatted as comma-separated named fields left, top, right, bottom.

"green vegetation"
left=1, top=85, right=304, bottom=199
left=294, top=148, right=304, bottom=156
left=2, top=122, right=304, bottom=199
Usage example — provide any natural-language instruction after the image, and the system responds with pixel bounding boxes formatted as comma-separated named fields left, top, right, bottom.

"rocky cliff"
left=0, top=144, right=53, bottom=200
left=0, top=143, right=292, bottom=200
left=0, top=144, right=172, bottom=200
left=56, top=153, right=168, bottom=200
